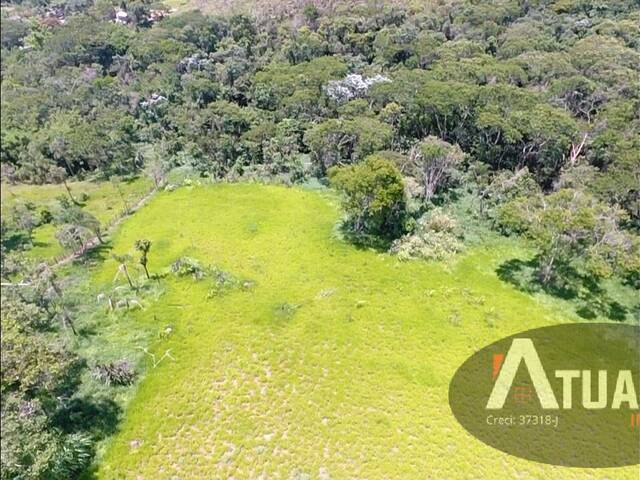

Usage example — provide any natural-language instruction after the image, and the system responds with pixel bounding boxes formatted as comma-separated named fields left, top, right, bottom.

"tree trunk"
left=62, top=310, right=77, bottom=335
left=63, top=179, right=80, bottom=205
left=123, top=264, right=134, bottom=289
left=539, top=254, right=556, bottom=284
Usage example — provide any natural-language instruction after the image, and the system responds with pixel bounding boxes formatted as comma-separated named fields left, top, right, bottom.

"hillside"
left=1, top=0, right=638, bottom=478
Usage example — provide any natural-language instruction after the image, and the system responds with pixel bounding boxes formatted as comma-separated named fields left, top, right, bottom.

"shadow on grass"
left=53, top=395, right=122, bottom=440
left=73, top=241, right=114, bottom=265
left=496, top=257, right=629, bottom=322
left=2, top=230, right=32, bottom=252
left=335, top=222, right=394, bottom=253
left=45, top=358, right=124, bottom=479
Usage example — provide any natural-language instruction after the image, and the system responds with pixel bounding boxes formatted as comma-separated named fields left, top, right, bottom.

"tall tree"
left=399, top=136, right=465, bottom=201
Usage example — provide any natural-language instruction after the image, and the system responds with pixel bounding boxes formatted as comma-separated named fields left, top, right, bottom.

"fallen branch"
left=136, top=347, right=176, bottom=368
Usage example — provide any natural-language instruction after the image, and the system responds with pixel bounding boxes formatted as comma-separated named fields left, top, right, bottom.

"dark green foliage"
left=1, top=274, right=91, bottom=480
left=1, top=399, right=93, bottom=480
left=497, top=189, right=640, bottom=285
left=2, top=0, right=638, bottom=207
left=329, top=155, right=406, bottom=241
left=305, top=117, right=393, bottom=174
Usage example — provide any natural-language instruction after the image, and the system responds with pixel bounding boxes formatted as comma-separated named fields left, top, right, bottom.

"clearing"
left=78, top=183, right=636, bottom=478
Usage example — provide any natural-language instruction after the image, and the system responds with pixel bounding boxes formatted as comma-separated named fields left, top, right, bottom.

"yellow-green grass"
left=88, top=183, right=636, bottom=479
left=1, top=177, right=153, bottom=259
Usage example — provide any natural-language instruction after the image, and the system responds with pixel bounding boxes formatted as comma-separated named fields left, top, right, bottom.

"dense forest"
left=1, top=0, right=639, bottom=478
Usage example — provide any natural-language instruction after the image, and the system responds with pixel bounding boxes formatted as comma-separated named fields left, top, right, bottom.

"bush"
left=92, top=361, right=136, bottom=386
left=208, top=266, right=241, bottom=297
left=390, top=208, right=464, bottom=261
left=170, top=257, right=206, bottom=279
left=39, top=208, right=53, bottom=225
left=0, top=399, right=93, bottom=480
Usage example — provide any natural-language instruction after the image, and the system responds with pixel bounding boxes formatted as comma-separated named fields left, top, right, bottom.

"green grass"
left=80, top=183, right=636, bottom=479
left=1, top=177, right=153, bottom=259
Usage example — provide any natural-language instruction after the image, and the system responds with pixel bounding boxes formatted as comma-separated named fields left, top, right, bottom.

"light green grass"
left=84, top=183, right=636, bottom=479
left=1, top=177, right=153, bottom=259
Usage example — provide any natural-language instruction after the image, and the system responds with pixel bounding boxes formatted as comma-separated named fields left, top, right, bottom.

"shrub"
left=39, top=208, right=53, bottom=225
left=55, top=224, right=93, bottom=253
left=273, top=302, right=299, bottom=320
left=170, top=257, right=206, bottom=279
left=47, top=433, right=94, bottom=479
left=390, top=208, right=464, bottom=261
left=92, top=361, right=136, bottom=386
left=208, top=266, right=241, bottom=297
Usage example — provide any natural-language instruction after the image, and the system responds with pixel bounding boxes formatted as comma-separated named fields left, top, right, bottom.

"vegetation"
left=391, top=207, right=465, bottom=261
left=1, top=177, right=153, bottom=259
left=328, top=155, right=406, bottom=242
left=1, top=0, right=639, bottom=478
left=83, top=186, right=639, bottom=478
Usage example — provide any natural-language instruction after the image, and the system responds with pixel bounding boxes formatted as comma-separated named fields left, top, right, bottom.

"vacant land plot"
left=88, top=184, right=635, bottom=479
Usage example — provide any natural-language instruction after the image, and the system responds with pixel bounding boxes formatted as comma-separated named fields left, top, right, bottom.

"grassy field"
left=79, top=183, right=636, bottom=479
left=1, top=177, right=153, bottom=259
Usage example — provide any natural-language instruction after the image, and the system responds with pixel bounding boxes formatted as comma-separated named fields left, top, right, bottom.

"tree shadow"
left=496, top=256, right=629, bottom=322
left=1, top=230, right=32, bottom=252
left=46, top=362, right=122, bottom=477
left=52, top=395, right=122, bottom=440
left=335, top=222, right=394, bottom=253
left=51, top=358, right=87, bottom=400
left=74, top=241, right=114, bottom=265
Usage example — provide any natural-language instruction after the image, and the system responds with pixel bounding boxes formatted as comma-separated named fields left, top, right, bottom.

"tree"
left=302, top=3, right=320, bottom=25
left=48, top=167, right=81, bottom=206
left=399, top=136, right=465, bottom=201
left=1, top=276, right=89, bottom=479
left=0, top=15, right=30, bottom=49
left=550, top=76, right=606, bottom=122
left=134, top=239, right=152, bottom=279
left=34, top=263, right=78, bottom=335
left=328, top=155, right=406, bottom=240
left=304, top=117, right=393, bottom=174
left=250, top=56, right=347, bottom=113
left=474, top=86, right=579, bottom=185
left=55, top=224, right=93, bottom=254
left=483, top=167, right=541, bottom=221
left=9, top=202, right=39, bottom=243
left=1, top=294, right=75, bottom=393
left=55, top=200, right=104, bottom=244
left=498, top=188, right=640, bottom=284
